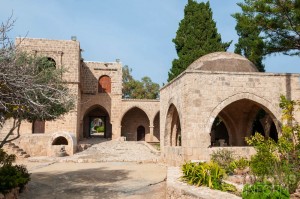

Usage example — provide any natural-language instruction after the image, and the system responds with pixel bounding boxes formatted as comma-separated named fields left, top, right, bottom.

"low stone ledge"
left=166, top=167, right=241, bottom=199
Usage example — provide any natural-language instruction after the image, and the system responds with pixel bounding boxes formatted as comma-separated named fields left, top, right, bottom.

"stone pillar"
left=149, top=125, right=154, bottom=142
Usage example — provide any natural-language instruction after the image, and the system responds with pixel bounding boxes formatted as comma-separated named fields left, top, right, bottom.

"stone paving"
left=19, top=162, right=167, bottom=199
left=28, top=140, right=161, bottom=163
left=18, top=140, right=166, bottom=199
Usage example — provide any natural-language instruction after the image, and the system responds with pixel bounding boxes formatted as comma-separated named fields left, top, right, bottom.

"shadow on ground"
left=20, top=167, right=130, bottom=199
left=19, top=162, right=166, bottom=199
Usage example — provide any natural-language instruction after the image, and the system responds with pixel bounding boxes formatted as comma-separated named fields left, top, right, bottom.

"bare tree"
left=0, top=16, right=74, bottom=148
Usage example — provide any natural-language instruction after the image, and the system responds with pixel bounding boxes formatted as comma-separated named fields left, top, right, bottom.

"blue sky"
left=1, top=0, right=299, bottom=85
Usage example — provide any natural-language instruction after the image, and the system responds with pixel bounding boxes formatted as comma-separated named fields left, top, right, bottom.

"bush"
left=95, top=126, right=105, bottom=133
left=181, top=161, right=237, bottom=192
left=229, top=157, right=250, bottom=172
left=0, top=149, right=30, bottom=194
left=242, top=182, right=290, bottom=199
left=245, top=96, right=300, bottom=193
left=211, top=149, right=235, bottom=174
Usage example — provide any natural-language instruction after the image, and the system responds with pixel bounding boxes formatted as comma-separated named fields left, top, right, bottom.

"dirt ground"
left=18, top=161, right=167, bottom=199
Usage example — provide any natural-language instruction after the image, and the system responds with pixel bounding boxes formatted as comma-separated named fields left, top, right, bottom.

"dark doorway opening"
left=137, top=126, right=145, bottom=141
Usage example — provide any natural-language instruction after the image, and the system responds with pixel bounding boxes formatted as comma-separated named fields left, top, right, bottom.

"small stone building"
left=160, top=52, right=300, bottom=165
left=1, top=38, right=300, bottom=165
left=0, top=38, right=160, bottom=156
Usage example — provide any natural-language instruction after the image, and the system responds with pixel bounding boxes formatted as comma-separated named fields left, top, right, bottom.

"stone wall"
left=0, top=38, right=81, bottom=156
left=161, top=70, right=300, bottom=166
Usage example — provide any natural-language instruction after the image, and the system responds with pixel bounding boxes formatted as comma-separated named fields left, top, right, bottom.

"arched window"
left=98, top=75, right=111, bottom=93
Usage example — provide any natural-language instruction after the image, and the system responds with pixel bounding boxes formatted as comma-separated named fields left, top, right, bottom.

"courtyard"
left=13, top=140, right=165, bottom=198
left=18, top=161, right=166, bottom=199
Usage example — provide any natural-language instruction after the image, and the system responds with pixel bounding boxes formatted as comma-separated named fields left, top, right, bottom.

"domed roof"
left=187, top=52, right=259, bottom=72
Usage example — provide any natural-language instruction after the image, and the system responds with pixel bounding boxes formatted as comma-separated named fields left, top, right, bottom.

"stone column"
left=149, top=125, right=154, bottom=142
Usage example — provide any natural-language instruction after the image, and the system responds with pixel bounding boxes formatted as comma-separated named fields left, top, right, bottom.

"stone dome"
left=187, top=52, right=259, bottom=72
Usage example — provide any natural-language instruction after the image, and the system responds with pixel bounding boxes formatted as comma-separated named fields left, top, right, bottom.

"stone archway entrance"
left=210, top=99, right=279, bottom=146
left=83, top=106, right=112, bottom=138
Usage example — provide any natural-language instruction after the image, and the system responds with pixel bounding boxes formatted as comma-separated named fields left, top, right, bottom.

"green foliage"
left=232, top=5, right=265, bottom=72
left=210, top=149, right=235, bottom=174
left=246, top=95, right=300, bottom=193
left=229, top=157, right=250, bottom=171
left=0, top=149, right=16, bottom=166
left=242, top=182, right=290, bottom=199
left=0, top=17, right=74, bottom=147
left=168, top=0, right=231, bottom=81
left=0, top=149, right=30, bottom=193
left=246, top=133, right=279, bottom=180
left=234, top=0, right=300, bottom=56
left=181, top=161, right=236, bottom=192
left=122, top=65, right=159, bottom=99
left=95, top=126, right=104, bottom=133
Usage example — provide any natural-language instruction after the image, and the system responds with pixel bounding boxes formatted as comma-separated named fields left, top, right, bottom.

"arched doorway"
left=121, top=107, right=150, bottom=141
left=210, top=99, right=279, bottom=146
left=165, top=104, right=181, bottom=147
left=83, top=105, right=111, bottom=138
left=137, top=126, right=145, bottom=141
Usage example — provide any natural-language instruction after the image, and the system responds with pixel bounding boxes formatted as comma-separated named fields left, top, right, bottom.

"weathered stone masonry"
left=1, top=39, right=300, bottom=167
left=0, top=38, right=160, bottom=156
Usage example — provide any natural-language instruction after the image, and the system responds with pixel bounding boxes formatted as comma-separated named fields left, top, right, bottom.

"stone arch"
left=207, top=93, right=281, bottom=146
left=165, top=104, right=182, bottom=147
left=82, top=105, right=112, bottom=138
left=98, top=75, right=111, bottom=93
left=121, top=107, right=150, bottom=141
left=52, top=136, right=68, bottom=145
left=120, top=106, right=151, bottom=124
left=153, top=111, right=160, bottom=142
left=48, top=132, right=76, bottom=156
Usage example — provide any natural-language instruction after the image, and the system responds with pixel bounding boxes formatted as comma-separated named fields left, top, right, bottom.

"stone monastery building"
left=2, top=37, right=300, bottom=165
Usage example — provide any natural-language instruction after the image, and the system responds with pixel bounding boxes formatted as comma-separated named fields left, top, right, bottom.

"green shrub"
left=229, top=157, right=250, bottom=172
left=211, top=149, right=235, bottom=174
left=95, top=126, right=105, bottom=133
left=244, top=96, right=300, bottom=193
left=181, top=161, right=237, bottom=192
left=242, top=182, right=290, bottom=199
left=0, top=149, right=31, bottom=193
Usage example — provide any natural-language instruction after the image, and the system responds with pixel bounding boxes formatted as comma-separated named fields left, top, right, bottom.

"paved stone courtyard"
left=19, top=162, right=166, bottom=199
left=28, top=140, right=161, bottom=163
left=17, top=140, right=166, bottom=199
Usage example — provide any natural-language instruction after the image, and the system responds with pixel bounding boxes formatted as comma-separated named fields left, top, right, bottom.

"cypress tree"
left=233, top=11, right=265, bottom=72
left=168, top=0, right=231, bottom=82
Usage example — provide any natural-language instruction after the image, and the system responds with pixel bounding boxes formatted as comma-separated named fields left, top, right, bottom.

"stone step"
left=1, top=142, right=30, bottom=159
